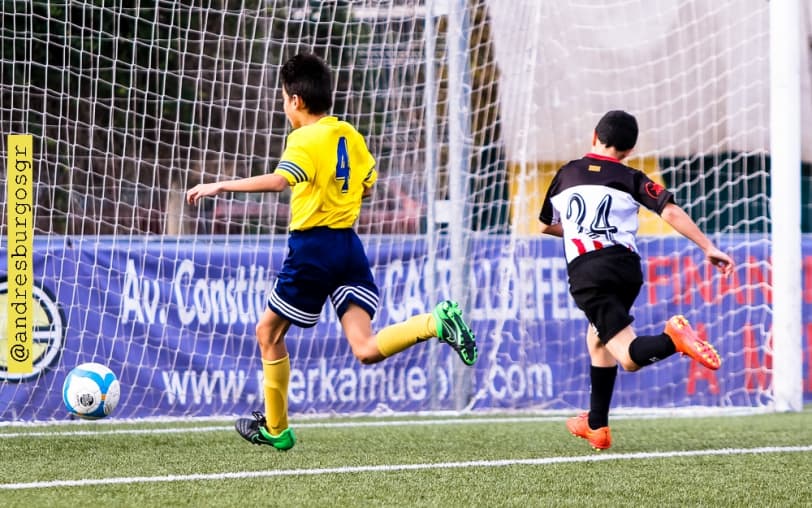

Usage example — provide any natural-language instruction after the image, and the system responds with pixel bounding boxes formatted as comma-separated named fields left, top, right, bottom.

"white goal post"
left=0, top=0, right=808, bottom=422
left=769, top=0, right=803, bottom=412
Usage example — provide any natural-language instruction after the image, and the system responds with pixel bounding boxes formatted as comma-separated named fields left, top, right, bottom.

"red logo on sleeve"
left=645, top=182, right=665, bottom=199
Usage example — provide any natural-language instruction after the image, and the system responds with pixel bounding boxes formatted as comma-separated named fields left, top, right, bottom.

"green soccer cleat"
left=432, top=300, right=478, bottom=366
left=235, top=411, right=296, bottom=451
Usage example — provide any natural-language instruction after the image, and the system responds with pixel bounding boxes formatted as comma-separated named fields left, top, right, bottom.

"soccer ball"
left=62, top=362, right=121, bottom=419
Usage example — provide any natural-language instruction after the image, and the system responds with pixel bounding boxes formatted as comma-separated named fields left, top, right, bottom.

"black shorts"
left=566, top=245, right=643, bottom=343
left=268, top=227, right=379, bottom=328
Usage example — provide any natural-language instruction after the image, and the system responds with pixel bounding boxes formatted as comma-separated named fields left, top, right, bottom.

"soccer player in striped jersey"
left=187, top=53, right=477, bottom=451
left=538, top=110, right=734, bottom=450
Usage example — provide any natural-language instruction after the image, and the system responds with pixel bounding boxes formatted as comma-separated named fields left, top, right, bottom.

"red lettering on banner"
left=745, top=256, right=771, bottom=304
left=743, top=324, right=771, bottom=391
left=807, top=323, right=812, bottom=393
left=681, top=256, right=713, bottom=305
left=718, top=263, right=746, bottom=304
left=685, top=323, right=720, bottom=395
left=647, top=255, right=776, bottom=306
left=647, top=256, right=678, bottom=304
left=804, top=256, right=812, bottom=304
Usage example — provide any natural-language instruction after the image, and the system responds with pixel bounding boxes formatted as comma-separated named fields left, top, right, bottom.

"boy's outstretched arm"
left=187, top=173, right=289, bottom=205
left=660, top=202, right=734, bottom=275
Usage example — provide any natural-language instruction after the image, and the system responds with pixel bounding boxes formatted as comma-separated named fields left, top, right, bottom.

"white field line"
left=0, top=408, right=764, bottom=440
left=0, top=406, right=773, bottom=430
left=2, top=445, right=811, bottom=491
left=0, top=415, right=564, bottom=439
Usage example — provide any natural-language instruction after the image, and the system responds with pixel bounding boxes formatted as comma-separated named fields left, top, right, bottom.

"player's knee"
left=352, top=346, right=377, bottom=364
left=348, top=340, right=382, bottom=365
left=354, top=351, right=377, bottom=364
left=255, top=321, right=269, bottom=342
left=255, top=322, right=282, bottom=347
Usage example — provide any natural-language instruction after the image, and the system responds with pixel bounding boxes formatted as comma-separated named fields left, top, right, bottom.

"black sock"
left=629, top=333, right=677, bottom=367
left=588, top=365, right=617, bottom=429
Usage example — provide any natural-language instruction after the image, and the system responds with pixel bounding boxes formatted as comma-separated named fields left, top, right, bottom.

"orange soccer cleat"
left=566, top=412, right=611, bottom=451
left=664, top=315, right=722, bottom=370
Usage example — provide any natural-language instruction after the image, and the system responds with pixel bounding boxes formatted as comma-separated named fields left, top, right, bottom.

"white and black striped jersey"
left=539, top=153, right=674, bottom=263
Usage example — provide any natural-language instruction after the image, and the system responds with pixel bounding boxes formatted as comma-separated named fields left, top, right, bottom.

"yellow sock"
left=375, top=313, right=437, bottom=357
left=262, top=355, right=290, bottom=435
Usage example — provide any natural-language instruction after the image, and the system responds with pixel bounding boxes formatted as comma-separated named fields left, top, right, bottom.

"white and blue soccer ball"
left=62, top=362, right=121, bottom=420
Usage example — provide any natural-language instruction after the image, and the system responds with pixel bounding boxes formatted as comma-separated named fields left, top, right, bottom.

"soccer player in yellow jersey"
left=187, top=53, right=477, bottom=451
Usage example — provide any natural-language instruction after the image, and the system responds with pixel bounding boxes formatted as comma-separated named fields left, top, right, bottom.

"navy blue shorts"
left=267, top=227, right=379, bottom=328
left=566, top=245, right=643, bottom=343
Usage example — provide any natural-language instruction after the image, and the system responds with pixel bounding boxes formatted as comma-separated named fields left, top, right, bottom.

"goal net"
left=0, top=0, right=806, bottom=422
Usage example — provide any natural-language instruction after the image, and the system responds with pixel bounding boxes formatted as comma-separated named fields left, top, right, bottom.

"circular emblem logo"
left=645, top=181, right=665, bottom=199
left=0, top=280, right=65, bottom=382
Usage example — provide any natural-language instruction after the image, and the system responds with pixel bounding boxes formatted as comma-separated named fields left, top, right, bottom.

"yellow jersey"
left=274, top=116, right=377, bottom=231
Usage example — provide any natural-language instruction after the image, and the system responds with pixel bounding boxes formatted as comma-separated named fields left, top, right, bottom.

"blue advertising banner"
left=1, top=234, right=809, bottom=421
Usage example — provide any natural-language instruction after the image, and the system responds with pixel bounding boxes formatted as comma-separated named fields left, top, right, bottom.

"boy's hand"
left=186, top=183, right=222, bottom=205
left=705, top=247, right=734, bottom=276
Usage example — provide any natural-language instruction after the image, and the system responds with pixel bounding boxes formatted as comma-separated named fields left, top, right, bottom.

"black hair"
left=280, top=53, right=333, bottom=114
left=594, top=110, right=638, bottom=151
